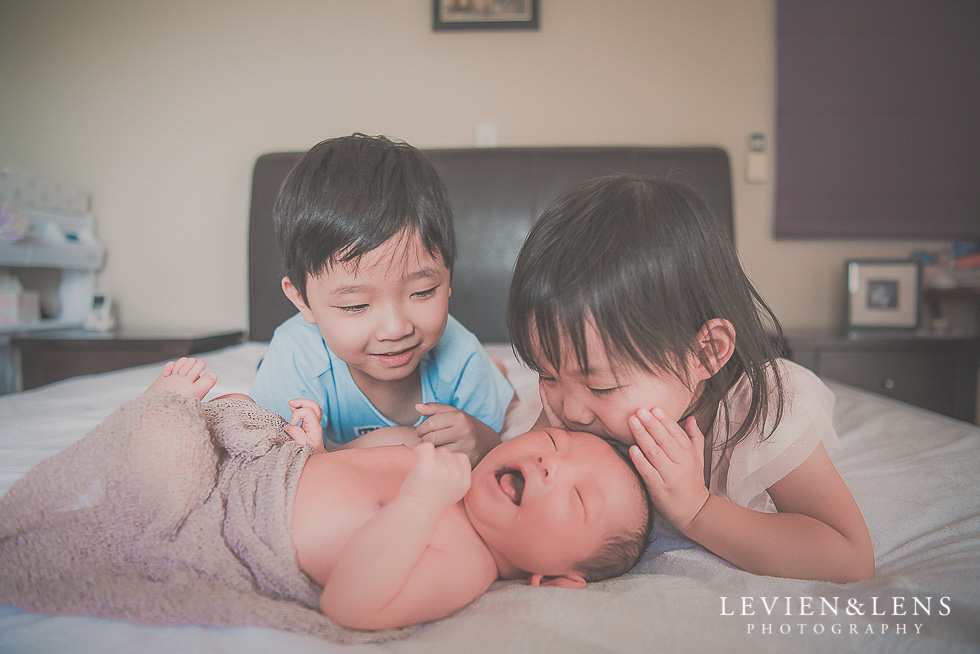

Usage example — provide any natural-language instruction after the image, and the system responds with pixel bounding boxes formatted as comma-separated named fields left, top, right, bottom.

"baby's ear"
left=281, top=277, right=317, bottom=324
left=690, top=318, right=735, bottom=381
left=527, top=573, right=587, bottom=590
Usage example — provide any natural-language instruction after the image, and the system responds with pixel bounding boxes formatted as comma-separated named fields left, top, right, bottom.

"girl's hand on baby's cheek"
left=628, top=409, right=710, bottom=533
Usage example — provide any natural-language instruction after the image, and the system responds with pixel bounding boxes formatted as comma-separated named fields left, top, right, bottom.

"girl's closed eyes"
left=587, top=386, right=618, bottom=397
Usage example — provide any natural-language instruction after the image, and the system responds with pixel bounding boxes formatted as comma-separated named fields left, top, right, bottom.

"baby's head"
left=464, top=428, right=652, bottom=587
left=275, top=133, right=456, bottom=305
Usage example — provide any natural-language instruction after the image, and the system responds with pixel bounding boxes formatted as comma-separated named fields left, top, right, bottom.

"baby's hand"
left=284, top=398, right=325, bottom=452
left=628, top=408, right=710, bottom=533
left=415, top=403, right=499, bottom=466
left=398, top=442, right=471, bottom=511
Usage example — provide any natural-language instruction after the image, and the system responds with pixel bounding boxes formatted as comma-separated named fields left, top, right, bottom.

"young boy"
left=0, top=358, right=653, bottom=633
left=251, top=134, right=514, bottom=464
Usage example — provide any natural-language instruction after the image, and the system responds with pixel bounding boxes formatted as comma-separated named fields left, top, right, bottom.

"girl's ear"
left=281, top=277, right=317, bottom=325
left=690, top=318, right=735, bottom=381
left=527, top=573, right=588, bottom=590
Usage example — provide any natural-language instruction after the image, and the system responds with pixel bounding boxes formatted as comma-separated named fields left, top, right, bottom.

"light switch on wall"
left=476, top=123, right=498, bottom=148
left=746, top=132, right=768, bottom=183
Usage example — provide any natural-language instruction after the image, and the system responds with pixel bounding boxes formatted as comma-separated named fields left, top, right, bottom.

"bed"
left=2, top=146, right=979, bottom=653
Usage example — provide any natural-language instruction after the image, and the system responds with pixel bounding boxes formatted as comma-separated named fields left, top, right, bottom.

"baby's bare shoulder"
left=431, top=505, right=498, bottom=579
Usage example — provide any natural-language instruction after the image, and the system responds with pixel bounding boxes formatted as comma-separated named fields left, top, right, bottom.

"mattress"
left=1, top=342, right=978, bottom=653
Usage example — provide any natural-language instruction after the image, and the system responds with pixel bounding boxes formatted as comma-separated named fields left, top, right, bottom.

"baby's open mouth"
left=495, top=468, right=525, bottom=506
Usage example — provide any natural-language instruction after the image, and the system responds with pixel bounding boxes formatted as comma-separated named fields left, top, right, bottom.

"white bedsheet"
left=1, top=343, right=978, bottom=653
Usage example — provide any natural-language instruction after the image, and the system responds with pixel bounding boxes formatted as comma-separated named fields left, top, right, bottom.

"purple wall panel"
left=775, top=0, right=980, bottom=238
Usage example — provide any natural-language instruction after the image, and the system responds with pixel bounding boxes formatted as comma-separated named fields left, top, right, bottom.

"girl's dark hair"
left=274, top=133, right=457, bottom=302
left=507, top=174, right=785, bottom=457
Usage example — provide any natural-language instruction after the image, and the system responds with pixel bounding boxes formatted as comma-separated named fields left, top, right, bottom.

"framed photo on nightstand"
left=845, top=259, right=922, bottom=332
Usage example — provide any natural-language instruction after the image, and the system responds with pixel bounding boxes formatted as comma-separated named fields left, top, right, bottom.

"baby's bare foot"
left=145, top=357, right=217, bottom=400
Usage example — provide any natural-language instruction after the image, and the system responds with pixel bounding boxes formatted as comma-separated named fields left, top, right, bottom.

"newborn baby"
left=143, top=357, right=653, bottom=630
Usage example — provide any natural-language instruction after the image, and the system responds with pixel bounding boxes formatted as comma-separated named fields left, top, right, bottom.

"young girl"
left=507, top=174, right=874, bottom=583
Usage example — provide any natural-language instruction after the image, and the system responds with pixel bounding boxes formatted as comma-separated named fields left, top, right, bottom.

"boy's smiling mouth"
left=374, top=345, right=418, bottom=368
left=495, top=468, right=526, bottom=505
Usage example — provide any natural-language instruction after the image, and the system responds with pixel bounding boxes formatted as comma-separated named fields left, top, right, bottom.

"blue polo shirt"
left=250, top=314, right=514, bottom=446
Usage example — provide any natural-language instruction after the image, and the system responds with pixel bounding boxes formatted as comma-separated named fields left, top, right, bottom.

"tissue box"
left=0, top=291, right=41, bottom=326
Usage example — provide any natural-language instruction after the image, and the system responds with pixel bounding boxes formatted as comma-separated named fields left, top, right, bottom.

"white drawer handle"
left=883, top=379, right=895, bottom=389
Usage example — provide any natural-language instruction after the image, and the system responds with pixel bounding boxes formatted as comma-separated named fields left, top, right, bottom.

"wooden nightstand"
left=784, top=331, right=980, bottom=424
left=11, top=329, right=246, bottom=391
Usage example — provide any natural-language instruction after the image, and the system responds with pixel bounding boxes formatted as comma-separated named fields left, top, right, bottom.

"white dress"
left=708, top=359, right=838, bottom=513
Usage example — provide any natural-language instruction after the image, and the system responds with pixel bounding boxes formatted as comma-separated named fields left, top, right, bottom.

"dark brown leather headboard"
left=249, top=146, right=732, bottom=342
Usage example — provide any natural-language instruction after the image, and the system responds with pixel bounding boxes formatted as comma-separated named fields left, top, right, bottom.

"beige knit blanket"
left=0, top=392, right=412, bottom=644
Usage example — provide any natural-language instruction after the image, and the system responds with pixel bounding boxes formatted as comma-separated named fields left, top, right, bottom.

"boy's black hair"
left=507, top=174, right=785, bottom=461
left=274, top=133, right=457, bottom=303
left=575, top=442, right=653, bottom=582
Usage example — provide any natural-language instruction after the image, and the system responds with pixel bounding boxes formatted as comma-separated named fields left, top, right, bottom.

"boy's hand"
left=284, top=398, right=325, bottom=452
left=415, top=403, right=500, bottom=466
left=628, top=408, right=710, bottom=532
left=399, top=442, right=471, bottom=511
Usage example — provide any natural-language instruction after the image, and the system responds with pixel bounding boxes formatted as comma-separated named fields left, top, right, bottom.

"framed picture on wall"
left=845, top=259, right=922, bottom=332
left=433, top=0, right=539, bottom=31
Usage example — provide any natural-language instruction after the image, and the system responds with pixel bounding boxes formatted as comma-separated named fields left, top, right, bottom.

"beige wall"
left=0, top=0, right=949, bottom=334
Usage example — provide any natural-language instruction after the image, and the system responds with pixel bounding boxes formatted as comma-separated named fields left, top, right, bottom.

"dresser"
left=784, top=331, right=980, bottom=424
left=10, top=329, right=245, bottom=391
